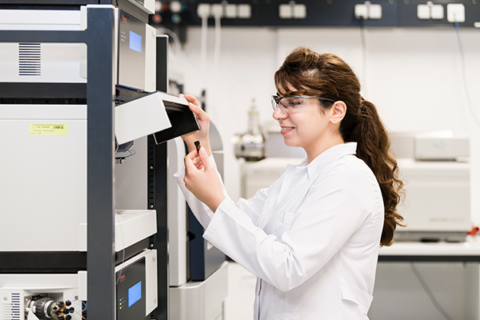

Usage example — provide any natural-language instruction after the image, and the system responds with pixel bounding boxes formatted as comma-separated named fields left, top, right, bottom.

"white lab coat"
left=174, top=142, right=384, bottom=320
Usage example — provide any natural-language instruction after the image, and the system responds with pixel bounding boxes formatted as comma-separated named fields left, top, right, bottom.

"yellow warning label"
left=30, top=124, right=69, bottom=136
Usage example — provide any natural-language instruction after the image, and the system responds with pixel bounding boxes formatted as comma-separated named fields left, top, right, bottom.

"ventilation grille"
left=1, top=293, right=21, bottom=320
left=19, top=43, right=41, bottom=76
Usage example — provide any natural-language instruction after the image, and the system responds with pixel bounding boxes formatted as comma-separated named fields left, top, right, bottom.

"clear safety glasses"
left=271, top=95, right=336, bottom=114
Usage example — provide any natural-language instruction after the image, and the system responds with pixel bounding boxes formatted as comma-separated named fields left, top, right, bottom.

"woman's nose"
left=272, top=105, right=287, bottom=120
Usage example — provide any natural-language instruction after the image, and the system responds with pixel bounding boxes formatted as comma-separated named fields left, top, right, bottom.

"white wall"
left=168, top=25, right=480, bottom=224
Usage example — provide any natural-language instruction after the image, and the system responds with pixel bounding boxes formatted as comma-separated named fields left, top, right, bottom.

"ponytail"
left=274, top=47, right=404, bottom=246
left=350, top=98, right=405, bottom=246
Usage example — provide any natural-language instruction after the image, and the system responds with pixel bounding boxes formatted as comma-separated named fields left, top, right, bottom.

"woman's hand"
left=180, top=94, right=212, bottom=156
left=184, top=146, right=225, bottom=213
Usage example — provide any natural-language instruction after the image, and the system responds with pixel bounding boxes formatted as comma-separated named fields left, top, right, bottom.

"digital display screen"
left=129, top=31, right=142, bottom=53
left=128, top=281, right=142, bottom=307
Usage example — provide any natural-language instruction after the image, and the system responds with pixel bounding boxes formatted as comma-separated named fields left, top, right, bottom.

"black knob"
left=68, top=307, right=75, bottom=313
left=32, top=297, right=55, bottom=319
left=58, top=301, right=64, bottom=307
left=65, top=315, right=72, bottom=320
left=65, top=300, right=71, bottom=306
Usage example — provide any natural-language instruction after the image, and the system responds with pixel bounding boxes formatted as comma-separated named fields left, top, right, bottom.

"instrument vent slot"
left=19, top=43, right=41, bottom=76
left=1, top=292, right=21, bottom=320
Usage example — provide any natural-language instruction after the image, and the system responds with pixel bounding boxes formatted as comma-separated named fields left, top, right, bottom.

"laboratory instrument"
left=390, top=131, right=471, bottom=242
left=233, top=99, right=266, bottom=161
left=0, top=2, right=198, bottom=320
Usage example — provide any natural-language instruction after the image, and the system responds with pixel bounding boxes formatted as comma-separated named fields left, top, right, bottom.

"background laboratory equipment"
left=233, top=99, right=266, bottom=161
left=390, top=131, right=471, bottom=242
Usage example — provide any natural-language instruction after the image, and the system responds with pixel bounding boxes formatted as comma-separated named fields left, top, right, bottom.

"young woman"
left=174, top=47, right=404, bottom=320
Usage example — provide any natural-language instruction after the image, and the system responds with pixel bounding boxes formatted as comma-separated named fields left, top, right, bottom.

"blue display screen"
left=128, top=281, right=142, bottom=307
left=129, top=31, right=142, bottom=53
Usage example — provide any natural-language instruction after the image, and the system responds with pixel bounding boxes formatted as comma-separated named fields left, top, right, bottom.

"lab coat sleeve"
left=174, top=155, right=270, bottom=229
left=203, top=162, right=375, bottom=292
left=233, top=189, right=270, bottom=226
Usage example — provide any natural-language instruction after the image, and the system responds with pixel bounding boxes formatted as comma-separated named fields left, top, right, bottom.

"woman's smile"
left=280, top=126, right=295, bottom=134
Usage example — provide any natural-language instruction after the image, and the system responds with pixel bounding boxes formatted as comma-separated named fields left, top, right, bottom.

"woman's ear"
left=330, top=101, right=347, bottom=124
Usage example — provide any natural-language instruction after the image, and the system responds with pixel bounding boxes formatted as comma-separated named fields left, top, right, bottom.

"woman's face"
left=273, top=84, right=331, bottom=152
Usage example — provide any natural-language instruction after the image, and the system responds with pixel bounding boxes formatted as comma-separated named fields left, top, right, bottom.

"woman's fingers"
left=197, top=147, right=212, bottom=171
left=189, top=103, right=209, bottom=124
left=181, top=95, right=209, bottom=124
left=186, top=149, right=198, bottom=161
left=193, top=157, right=204, bottom=170
left=178, top=94, right=210, bottom=153
left=185, top=147, right=210, bottom=171
left=183, top=94, right=200, bottom=107
left=183, top=146, right=224, bottom=211
left=180, top=94, right=203, bottom=118
left=184, top=150, right=197, bottom=173
left=186, top=150, right=204, bottom=168
left=184, top=151, right=205, bottom=191
left=192, top=156, right=201, bottom=166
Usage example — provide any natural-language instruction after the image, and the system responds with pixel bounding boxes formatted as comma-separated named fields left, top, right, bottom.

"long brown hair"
left=275, top=47, right=404, bottom=246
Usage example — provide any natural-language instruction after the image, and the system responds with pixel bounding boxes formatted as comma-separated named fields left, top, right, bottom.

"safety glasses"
left=271, top=95, right=336, bottom=113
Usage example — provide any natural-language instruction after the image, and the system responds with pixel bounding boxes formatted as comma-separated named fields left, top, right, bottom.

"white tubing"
left=213, top=15, right=222, bottom=76
left=200, top=15, right=208, bottom=83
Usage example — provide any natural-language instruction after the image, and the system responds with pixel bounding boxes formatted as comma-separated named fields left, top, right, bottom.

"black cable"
left=454, top=20, right=480, bottom=130
left=115, top=211, right=125, bottom=286
left=115, top=149, right=136, bottom=160
left=410, top=263, right=453, bottom=320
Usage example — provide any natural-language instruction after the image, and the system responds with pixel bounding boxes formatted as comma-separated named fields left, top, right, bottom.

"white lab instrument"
left=391, top=131, right=471, bottom=242
left=0, top=5, right=169, bottom=253
left=115, top=92, right=172, bottom=145
left=167, top=137, right=188, bottom=287
left=0, top=250, right=157, bottom=320
left=0, top=5, right=176, bottom=320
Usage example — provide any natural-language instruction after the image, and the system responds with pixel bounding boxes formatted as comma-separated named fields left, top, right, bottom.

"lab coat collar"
left=300, top=142, right=357, bottom=179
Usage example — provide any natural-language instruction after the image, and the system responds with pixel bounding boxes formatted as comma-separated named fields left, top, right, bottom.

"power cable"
left=454, top=20, right=480, bottom=130
left=410, top=262, right=453, bottom=320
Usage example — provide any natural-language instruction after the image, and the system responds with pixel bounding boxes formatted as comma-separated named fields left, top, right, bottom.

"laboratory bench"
left=379, top=235, right=480, bottom=262
left=371, top=236, right=480, bottom=320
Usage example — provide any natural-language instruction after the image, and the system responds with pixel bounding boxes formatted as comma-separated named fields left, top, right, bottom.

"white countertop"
left=379, top=236, right=480, bottom=256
